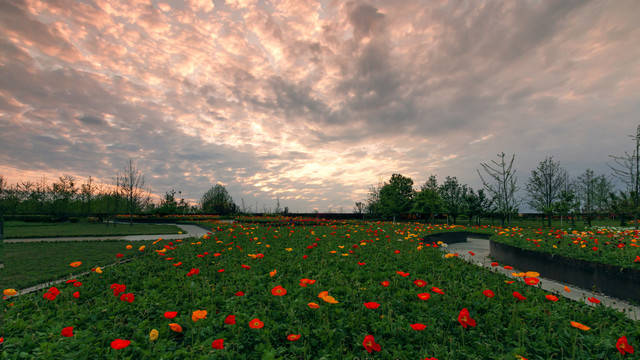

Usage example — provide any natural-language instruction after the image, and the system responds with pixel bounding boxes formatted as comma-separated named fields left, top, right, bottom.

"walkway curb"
left=443, top=237, right=640, bottom=321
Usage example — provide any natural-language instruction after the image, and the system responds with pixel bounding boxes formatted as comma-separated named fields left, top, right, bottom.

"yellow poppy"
left=285, top=248, right=293, bottom=252
left=95, top=267, right=103, bottom=274
left=70, top=261, right=82, bottom=268
left=525, top=271, right=540, bottom=277
left=139, top=245, right=146, bottom=251
left=149, top=329, right=159, bottom=341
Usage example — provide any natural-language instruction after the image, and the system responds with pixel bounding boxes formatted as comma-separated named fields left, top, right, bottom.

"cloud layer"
left=1, top=0, right=639, bottom=212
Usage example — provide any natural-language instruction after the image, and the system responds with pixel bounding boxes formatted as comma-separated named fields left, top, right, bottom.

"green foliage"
left=201, top=184, right=237, bottom=215
left=378, top=174, right=415, bottom=219
left=2, top=221, right=638, bottom=359
left=4, top=222, right=182, bottom=239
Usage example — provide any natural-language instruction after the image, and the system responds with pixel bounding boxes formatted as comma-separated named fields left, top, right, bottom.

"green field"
left=1, top=240, right=166, bottom=289
left=4, top=221, right=183, bottom=239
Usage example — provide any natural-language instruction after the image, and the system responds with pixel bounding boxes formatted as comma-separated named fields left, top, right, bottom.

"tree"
left=609, top=125, right=640, bottom=229
left=353, top=202, right=365, bottom=214
left=477, top=152, right=520, bottom=226
left=576, top=169, right=612, bottom=227
left=609, top=190, right=635, bottom=226
left=118, top=159, right=148, bottom=226
left=411, top=175, right=442, bottom=223
left=438, top=176, right=467, bottom=224
left=0, top=174, right=6, bottom=242
left=378, top=174, right=415, bottom=223
left=80, top=176, right=95, bottom=216
left=201, top=184, right=236, bottom=215
left=50, top=175, right=77, bottom=220
left=463, top=188, right=492, bottom=225
left=525, top=156, right=567, bottom=227
left=365, top=177, right=384, bottom=216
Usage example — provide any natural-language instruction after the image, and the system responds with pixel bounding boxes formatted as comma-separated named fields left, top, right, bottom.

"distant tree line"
left=357, top=125, right=640, bottom=229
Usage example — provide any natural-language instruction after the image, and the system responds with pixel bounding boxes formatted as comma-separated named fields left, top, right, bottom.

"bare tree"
left=80, top=176, right=95, bottom=216
left=0, top=174, right=6, bottom=242
left=477, top=152, right=520, bottom=226
left=576, top=169, right=612, bottom=227
left=525, top=156, right=567, bottom=227
left=118, top=159, right=148, bottom=226
left=609, top=125, right=640, bottom=229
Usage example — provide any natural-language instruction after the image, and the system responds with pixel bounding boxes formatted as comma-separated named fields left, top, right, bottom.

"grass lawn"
left=1, top=239, right=166, bottom=289
left=4, top=221, right=183, bottom=239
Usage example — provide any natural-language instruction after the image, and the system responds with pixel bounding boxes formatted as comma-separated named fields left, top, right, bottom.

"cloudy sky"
left=1, top=0, right=639, bottom=213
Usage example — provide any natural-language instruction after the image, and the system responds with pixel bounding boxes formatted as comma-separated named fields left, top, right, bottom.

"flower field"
left=491, top=227, right=640, bottom=269
left=2, top=220, right=639, bottom=359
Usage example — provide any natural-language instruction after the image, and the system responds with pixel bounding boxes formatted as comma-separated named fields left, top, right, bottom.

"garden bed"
left=490, top=239, right=640, bottom=303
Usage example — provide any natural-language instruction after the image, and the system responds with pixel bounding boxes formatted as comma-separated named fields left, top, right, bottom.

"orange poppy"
left=169, top=323, right=182, bottom=332
left=570, top=321, right=590, bottom=331
left=192, top=310, right=207, bottom=322
left=308, top=302, right=320, bottom=309
left=287, top=334, right=301, bottom=341
left=545, top=294, right=559, bottom=302
left=70, top=261, right=82, bottom=268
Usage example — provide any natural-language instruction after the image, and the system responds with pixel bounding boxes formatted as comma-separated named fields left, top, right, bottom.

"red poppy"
left=512, top=291, right=527, bottom=301
left=120, top=293, right=134, bottom=303
left=468, top=251, right=475, bottom=256
left=173, top=262, right=182, bottom=267
left=66, top=279, right=77, bottom=284
left=410, top=323, right=427, bottom=331
left=73, top=291, right=80, bottom=299
left=524, top=277, right=539, bottom=286
left=218, top=269, right=225, bottom=272
left=616, top=336, right=634, bottom=355
left=235, top=291, right=244, bottom=296
left=110, top=339, right=131, bottom=350
left=61, top=326, right=74, bottom=337
left=413, top=279, right=427, bottom=287
left=186, top=268, right=200, bottom=277
left=504, top=266, right=514, bottom=270
left=241, top=264, right=251, bottom=270
left=287, top=334, right=301, bottom=341
left=380, top=281, right=390, bottom=287
left=417, top=293, right=431, bottom=300
left=396, top=271, right=410, bottom=277
left=362, top=335, right=381, bottom=353
left=302, top=255, right=308, bottom=259
left=212, top=339, right=224, bottom=349
left=248, top=318, right=264, bottom=329
left=111, top=284, right=126, bottom=297
left=358, top=262, right=365, bottom=266
left=48, top=287, right=60, bottom=296
left=164, top=311, right=178, bottom=319
left=635, top=256, right=640, bottom=262
left=394, top=250, right=401, bottom=254
left=545, top=294, right=559, bottom=302
left=587, top=297, right=601, bottom=304
left=43, top=292, right=57, bottom=301
left=591, top=247, right=598, bottom=251
left=491, top=262, right=499, bottom=267
left=116, top=254, right=124, bottom=258
left=271, top=286, right=287, bottom=296
left=482, top=289, right=494, bottom=298
left=224, top=315, right=236, bottom=324
left=73, top=282, right=82, bottom=287
left=364, top=302, right=380, bottom=309
left=431, top=287, right=445, bottom=295
left=458, top=308, right=476, bottom=328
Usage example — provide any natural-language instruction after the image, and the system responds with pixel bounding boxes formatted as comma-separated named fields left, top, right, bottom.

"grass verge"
left=4, top=221, right=183, bottom=239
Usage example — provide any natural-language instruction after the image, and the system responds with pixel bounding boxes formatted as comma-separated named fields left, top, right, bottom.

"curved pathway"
left=445, top=237, right=640, bottom=321
left=4, top=224, right=211, bottom=243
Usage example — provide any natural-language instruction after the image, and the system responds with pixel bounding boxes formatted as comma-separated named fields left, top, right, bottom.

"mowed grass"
left=4, top=221, right=183, bottom=239
left=1, top=240, right=165, bottom=289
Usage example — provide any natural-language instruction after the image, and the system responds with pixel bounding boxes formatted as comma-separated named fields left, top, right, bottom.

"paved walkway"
left=445, top=237, right=640, bottom=321
left=4, top=224, right=212, bottom=243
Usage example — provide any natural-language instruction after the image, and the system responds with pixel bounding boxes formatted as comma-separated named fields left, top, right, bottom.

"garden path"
left=4, top=224, right=211, bottom=243
left=445, top=237, right=640, bottom=321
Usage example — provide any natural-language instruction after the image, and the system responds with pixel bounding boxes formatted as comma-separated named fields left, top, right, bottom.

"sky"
left=1, top=0, right=639, bottom=213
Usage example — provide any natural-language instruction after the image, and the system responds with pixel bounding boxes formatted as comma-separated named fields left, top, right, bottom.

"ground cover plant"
left=2, top=220, right=639, bottom=359
left=2, top=239, right=166, bottom=289
left=4, top=221, right=183, bottom=239
left=490, top=227, right=640, bottom=269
